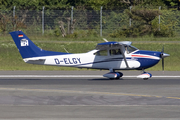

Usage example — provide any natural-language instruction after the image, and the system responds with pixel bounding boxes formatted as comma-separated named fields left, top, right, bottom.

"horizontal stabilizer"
left=24, top=58, right=46, bottom=62
left=25, top=59, right=46, bottom=61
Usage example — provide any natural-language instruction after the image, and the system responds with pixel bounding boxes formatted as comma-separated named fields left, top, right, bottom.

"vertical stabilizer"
left=10, top=31, right=69, bottom=59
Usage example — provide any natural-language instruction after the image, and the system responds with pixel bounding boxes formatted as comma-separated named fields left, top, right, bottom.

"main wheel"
left=118, top=72, right=123, bottom=77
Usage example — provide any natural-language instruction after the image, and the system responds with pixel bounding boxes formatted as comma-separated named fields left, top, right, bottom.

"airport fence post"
left=13, top=6, right=16, bottom=30
left=100, top=6, right=103, bottom=37
left=159, top=6, right=161, bottom=31
left=71, top=6, right=74, bottom=34
left=42, top=6, right=45, bottom=35
left=129, top=6, right=132, bottom=27
left=13, top=6, right=16, bottom=17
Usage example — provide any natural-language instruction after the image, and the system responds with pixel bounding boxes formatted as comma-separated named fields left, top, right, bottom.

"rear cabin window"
left=95, top=50, right=107, bottom=56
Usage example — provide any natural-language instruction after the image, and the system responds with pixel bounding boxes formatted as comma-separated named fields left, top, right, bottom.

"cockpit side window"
left=109, top=49, right=122, bottom=56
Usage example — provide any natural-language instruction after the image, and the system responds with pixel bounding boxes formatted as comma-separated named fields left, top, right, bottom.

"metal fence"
left=1, top=6, right=180, bottom=37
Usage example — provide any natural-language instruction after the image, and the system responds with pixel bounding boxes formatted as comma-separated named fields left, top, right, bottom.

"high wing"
left=96, top=41, right=132, bottom=69
left=96, top=41, right=132, bottom=50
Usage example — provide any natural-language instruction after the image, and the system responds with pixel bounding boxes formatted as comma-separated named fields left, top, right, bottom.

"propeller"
left=161, top=46, right=164, bottom=71
left=160, top=45, right=170, bottom=71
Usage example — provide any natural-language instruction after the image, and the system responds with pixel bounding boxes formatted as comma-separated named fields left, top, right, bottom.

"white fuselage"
left=23, top=49, right=140, bottom=70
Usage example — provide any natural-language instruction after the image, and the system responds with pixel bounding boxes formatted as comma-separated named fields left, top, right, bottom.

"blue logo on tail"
left=20, top=39, right=29, bottom=46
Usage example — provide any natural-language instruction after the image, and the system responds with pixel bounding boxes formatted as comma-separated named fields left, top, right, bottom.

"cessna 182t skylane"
left=10, top=30, right=169, bottom=80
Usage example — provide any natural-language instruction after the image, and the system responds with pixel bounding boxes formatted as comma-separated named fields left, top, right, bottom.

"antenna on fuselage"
left=64, top=48, right=69, bottom=53
left=103, top=38, right=108, bottom=42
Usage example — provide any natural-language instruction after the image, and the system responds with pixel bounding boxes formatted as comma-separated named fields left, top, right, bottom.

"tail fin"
left=10, top=31, right=68, bottom=59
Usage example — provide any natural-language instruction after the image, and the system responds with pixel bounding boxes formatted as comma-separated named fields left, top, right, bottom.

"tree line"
left=0, top=0, right=178, bottom=37
left=0, top=0, right=179, bottom=10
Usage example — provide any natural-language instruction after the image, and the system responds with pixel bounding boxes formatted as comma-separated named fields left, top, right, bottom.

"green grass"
left=0, top=40, right=178, bottom=71
left=2, top=34, right=180, bottom=42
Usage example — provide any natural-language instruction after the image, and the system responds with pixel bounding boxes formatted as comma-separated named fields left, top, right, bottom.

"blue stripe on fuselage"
left=132, top=50, right=161, bottom=69
left=133, top=50, right=161, bottom=58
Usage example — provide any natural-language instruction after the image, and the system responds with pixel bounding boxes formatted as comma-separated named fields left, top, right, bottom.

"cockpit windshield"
left=126, top=45, right=138, bottom=54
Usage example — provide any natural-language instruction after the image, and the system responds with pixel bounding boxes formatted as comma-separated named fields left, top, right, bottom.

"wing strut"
left=120, top=45, right=129, bottom=68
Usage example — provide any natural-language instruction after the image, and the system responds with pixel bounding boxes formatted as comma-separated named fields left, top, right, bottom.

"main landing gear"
left=103, top=69, right=152, bottom=80
left=103, top=69, right=123, bottom=80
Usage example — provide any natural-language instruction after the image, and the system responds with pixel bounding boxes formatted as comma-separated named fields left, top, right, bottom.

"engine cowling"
left=103, top=72, right=123, bottom=79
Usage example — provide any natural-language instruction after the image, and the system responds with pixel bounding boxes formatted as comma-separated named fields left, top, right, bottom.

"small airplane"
left=10, top=30, right=170, bottom=80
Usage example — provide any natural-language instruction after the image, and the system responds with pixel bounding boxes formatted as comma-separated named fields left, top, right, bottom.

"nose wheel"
left=137, top=69, right=152, bottom=80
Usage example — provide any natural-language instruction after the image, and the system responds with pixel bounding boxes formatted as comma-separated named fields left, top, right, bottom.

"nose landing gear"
left=137, top=69, right=152, bottom=80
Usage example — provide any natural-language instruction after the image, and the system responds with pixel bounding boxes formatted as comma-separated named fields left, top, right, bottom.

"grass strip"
left=0, top=41, right=178, bottom=71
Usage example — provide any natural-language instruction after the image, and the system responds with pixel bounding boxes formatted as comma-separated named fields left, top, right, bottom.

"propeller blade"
left=160, top=45, right=169, bottom=71
left=160, top=45, right=164, bottom=58
left=162, top=58, right=164, bottom=71
left=161, top=45, right=164, bottom=53
left=161, top=45, right=165, bottom=71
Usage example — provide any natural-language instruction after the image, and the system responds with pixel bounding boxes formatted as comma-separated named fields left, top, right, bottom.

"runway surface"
left=0, top=70, right=180, bottom=120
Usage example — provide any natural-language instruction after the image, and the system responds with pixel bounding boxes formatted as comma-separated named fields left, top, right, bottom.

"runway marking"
left=0, top=87, right=180, bottom=100
left=0, top=75, right=180, bottom=78
left=0, top=75, right=103, bottom=78
left=166, top=97, right=180, bottom=100
left=0, top=104, right=179, bottom=107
